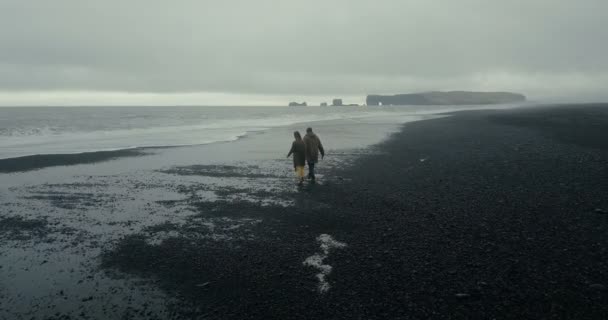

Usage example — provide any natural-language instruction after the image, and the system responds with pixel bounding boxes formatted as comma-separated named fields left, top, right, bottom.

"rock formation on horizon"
left=366, top=91, right=526, bottom=106
left=288, top=101, right=307, bottom=107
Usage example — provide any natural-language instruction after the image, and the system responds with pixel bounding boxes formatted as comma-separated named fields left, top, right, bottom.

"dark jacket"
left=303, top=132, right=324, bottom=163
left=287, top=140, right=306, bottom=168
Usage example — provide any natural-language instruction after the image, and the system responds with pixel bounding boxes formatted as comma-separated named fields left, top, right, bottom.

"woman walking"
left=287, top=131, right=306, bottom=185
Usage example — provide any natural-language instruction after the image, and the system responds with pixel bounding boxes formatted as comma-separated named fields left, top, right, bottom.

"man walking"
left=303, top=127, right=325, bottom=181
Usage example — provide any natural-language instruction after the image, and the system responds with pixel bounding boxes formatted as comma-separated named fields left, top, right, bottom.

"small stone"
left=589, top=284, right=606, bottom=291
left=455, top=293, right=470, bottom=299
left=594, top=208, right=608, bottom=214
left=196, top=282, right=210, bottom=288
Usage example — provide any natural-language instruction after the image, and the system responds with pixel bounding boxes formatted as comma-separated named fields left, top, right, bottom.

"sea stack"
left=366, top=91, right=526, bottom=106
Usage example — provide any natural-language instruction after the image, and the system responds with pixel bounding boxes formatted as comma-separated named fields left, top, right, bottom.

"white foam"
left=303, top=234, right=347, bottom=293
left=0, top=108, right=433, bottom=159
left=0, top=103, right=527, bottom=159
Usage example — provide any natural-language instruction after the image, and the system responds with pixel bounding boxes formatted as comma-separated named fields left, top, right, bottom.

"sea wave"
left=0, top=109, right=417, bottom=159
left=0, top=104, right=525, bottom=160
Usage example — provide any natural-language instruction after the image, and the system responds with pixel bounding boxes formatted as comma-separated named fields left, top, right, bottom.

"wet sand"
left=2, top=104, right=608, bottom=319
left=0, top=149, right=146, bottom=173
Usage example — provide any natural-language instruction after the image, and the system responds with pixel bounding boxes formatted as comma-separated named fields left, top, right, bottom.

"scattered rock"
left=196, top=282, right=210, bottom=288
left=594, top=208, right=608, bottom=214
left=455, top=293, right=470, bottom=299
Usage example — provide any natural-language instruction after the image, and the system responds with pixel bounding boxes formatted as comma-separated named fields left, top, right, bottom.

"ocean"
left=0, top=105, right=522, bottom=160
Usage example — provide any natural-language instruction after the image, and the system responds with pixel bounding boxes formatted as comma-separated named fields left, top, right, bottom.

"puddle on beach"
left=0, top=151, right=358, bottom=319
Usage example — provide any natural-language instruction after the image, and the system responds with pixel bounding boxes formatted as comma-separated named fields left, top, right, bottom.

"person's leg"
left=308, top=161, right=315, bottom=180
left=306, top=162, right=311, bottom=179
left=296, top=166, right=305, bottom=185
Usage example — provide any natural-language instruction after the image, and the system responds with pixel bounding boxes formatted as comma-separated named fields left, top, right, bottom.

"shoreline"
left=2, top=103, right=608, bottom=319
left=0, top=104, right=526, bottom=173
left=0, top=115, right=412, bottom=174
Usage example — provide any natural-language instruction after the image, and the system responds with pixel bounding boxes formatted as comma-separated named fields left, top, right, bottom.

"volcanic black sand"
left=96, top=104, right=608, bottom=319
left=3, top=104, right=608, bottom=319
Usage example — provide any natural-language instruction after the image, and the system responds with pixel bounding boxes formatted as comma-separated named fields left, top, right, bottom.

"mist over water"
left=0, top=104, right=524, bottom=160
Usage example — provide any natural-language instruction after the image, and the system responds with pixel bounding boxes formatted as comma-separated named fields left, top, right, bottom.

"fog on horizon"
left=0, top=0, right=607, bottom=106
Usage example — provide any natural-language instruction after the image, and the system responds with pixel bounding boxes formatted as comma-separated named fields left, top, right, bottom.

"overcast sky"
left=0, top=0, right=607, bottom=106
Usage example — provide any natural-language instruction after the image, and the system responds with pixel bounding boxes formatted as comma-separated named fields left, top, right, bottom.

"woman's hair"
left=294, top=131, right=302, bottom=140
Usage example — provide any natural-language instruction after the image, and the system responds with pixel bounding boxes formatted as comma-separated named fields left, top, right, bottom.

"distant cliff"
left=288, top=102, right=307, bottom=107
left=366, top=91, right=526, bottom=106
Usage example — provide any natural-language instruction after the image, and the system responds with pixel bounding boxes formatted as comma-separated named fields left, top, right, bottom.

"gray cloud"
left=1, top=0, right=607, bottom=104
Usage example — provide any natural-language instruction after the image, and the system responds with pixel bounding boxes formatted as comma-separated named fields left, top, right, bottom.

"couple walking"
left=287, top=127, right=325, bottom=185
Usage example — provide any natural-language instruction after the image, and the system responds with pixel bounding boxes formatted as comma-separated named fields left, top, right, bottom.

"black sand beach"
left=2, top=104, right=608, bottom=319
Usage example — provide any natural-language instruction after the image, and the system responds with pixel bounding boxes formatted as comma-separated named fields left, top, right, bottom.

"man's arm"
left=317, top=137, right=325, bottom=159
